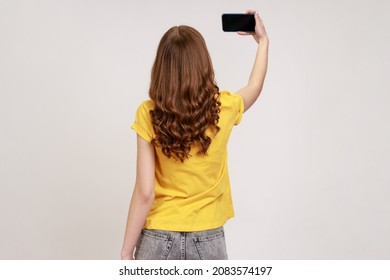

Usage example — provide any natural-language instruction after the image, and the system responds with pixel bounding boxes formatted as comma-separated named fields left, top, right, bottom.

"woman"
left=121, top=10, right=268, bottom=260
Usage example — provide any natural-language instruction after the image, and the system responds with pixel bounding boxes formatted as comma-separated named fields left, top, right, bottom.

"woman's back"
left=132, top=90, right=244, bottom=231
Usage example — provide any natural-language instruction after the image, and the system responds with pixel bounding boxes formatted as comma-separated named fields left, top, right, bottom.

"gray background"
left=1, top=0, right=389, bottom=259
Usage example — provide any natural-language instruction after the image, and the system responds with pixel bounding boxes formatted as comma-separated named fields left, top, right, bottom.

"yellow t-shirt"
left=131, top=90, right=244, bottom=231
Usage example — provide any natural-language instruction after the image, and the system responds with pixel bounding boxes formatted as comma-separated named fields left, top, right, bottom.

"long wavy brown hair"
left=149, top=25, right=221, bottom=162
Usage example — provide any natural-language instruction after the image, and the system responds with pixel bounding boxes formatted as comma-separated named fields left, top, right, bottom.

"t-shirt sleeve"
left=219, top=90, right=245, bottom=126
left=233, top=93, right=244, bottom=125
left=131, top=101, right=154, bottom=143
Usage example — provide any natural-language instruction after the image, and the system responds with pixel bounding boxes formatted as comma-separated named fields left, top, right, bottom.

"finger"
left=254, top=12, right=262, bottom=22
left=243, top=9, right=256, bottom=15
left=255, top=12, right=267, bottom=33
left=237, top=31, right=254, bottom=36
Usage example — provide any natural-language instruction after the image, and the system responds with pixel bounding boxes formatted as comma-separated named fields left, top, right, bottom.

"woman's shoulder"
left=139, top=99, right=155, bottom=109
left=219, top=90, right=244, bottom=106
left=136, top=99, right=155, bottom=114
left=133, top=100, right=155, bottom=122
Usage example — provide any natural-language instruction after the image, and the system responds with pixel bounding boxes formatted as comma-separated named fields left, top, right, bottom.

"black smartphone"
left=222, top=13, right=255, bottom=32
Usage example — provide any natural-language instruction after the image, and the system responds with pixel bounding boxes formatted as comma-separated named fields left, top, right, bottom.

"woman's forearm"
left=246, top=38, right=269, bottom=105
left=121, top=186, right=154, bottom=259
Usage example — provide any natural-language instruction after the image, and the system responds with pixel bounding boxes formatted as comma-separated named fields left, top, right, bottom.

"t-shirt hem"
left=144, top=214, right=234, bottom=232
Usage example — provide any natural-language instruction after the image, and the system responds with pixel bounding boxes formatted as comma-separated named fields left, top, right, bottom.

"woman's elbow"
left=135, top=184, right=155, bottom=204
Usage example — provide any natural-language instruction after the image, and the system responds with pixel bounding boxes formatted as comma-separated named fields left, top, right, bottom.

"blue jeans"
left=135, top=226, right=228, bottom=260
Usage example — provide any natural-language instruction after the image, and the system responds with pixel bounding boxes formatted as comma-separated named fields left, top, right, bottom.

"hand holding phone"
left=232, top=10, right=268, bottom=43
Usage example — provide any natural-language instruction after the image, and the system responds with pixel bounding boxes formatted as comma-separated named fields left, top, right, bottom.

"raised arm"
left=237, top=11, right=269, bottom=112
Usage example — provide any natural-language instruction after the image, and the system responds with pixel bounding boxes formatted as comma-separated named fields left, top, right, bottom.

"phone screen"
left=222, top=14, right=255, bottom=32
